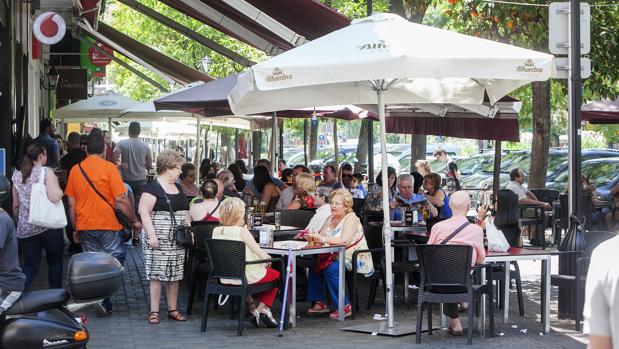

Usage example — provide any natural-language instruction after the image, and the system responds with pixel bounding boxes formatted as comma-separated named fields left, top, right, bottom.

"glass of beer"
left=274, top=210, right=282, bottom=230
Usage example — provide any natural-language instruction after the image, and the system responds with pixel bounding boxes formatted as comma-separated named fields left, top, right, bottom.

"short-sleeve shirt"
left=505, top=181, right=527, bottom=201
left=583, top=236, right=619, bottom=349
left=60, top=148, right=87, bottom=172
left=142, top=181, right=189, bottom=212
left=0, top=211, right=26, bottom=291
left=428, top=215, right=486, bottom=266
left=35, top=132, right=59, bottom=167
left=65, top=155, right=127, bottom=231
left=115, top=138, right=150, bottom=181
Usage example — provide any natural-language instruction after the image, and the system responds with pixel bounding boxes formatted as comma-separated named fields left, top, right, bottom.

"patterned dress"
left=12, top=166, right=48, bottom=238
left=141, top=181, right=189, bottom=282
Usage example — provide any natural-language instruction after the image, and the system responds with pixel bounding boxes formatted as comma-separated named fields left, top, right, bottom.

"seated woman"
left=305, top=189, right=374, bottom=319
left=252, top=165, right=281, bottom=213
left=364, top=166, right=397, bottom=215
left=423, top=173, right=452, bottom=219
left=304, top=187, right=333, bottom=234
left=281, top=168, right=293, bottom=187
left=187, top=179, right=221, bottom=224
left=476, top=189, right=521, bottom=247
left=179, top=163, right=200, bottom=198
left=212, top=197, right=280, bottom=328
left=287, top=173, right=317, bottom=210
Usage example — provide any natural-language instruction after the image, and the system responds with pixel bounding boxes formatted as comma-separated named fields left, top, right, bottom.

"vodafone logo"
left=33, top=12, right=66, bottom=45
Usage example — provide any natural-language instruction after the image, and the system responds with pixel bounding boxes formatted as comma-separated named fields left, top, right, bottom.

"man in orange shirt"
left=428, top=191, right=485, bottom=336
left=65, top=130, right=140, bottom=314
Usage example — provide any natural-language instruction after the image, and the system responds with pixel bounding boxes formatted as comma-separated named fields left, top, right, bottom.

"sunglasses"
left=342, top=174, right=353, bottom=178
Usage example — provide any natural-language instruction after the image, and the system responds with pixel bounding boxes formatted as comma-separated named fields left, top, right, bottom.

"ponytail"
left=21, top=142, right=45, bottom=184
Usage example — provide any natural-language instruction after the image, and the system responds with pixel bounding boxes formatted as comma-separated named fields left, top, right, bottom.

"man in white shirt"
left=505, top=168, right=551, bottom=247
left=583, top=235, right=619, bottom=349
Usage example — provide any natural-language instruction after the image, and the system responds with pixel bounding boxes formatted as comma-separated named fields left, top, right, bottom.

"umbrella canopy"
left=119, top=101, right=260, bottom=130
left=228, top=12, right=554, bottom=329
left=55, top=93, right=141, bottom=119
left=229, top=13, right=554, bottom=115
left=582, top=97, right=619, bottom=124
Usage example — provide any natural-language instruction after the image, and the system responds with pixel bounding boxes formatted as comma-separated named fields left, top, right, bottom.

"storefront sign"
left=56, top=68, right=88, bottom=100
left=33, top=12, right=66, bottom=45
left=88, top=44, right=113, bottom=66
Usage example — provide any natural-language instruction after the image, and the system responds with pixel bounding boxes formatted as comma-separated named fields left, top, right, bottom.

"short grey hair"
left=217, top=170, right=235, bottom=189
left=315, top=186, right=333, bottom=203
left=397, top=173, right=414, bottom=187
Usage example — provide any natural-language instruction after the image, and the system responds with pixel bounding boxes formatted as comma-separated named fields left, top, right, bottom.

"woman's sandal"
left=148, top=312, right=160, bottom=324
left=167, top=309, right=187, bottom=321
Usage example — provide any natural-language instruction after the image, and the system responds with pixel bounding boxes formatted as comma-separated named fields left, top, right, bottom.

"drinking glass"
left=274, top=210, right=282, bottom=230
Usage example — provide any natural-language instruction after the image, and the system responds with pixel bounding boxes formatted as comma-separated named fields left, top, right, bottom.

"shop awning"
left=77, top=20, right=212, bottom=86
left=158, top=0, right=349, bottom=55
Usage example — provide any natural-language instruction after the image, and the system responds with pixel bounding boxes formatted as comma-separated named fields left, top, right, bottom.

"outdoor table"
left=261, top=242, right=346, bottom=327
left=481, top=247, right=560, bottom=334
left=390, top=222, right=430, bottom=302
left=249, top=225, right=302, bottom=241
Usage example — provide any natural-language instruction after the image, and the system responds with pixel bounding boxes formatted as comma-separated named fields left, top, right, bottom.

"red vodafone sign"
left=88, top=44, right=113, bottom=66
left=33, top=12, right=66, bottom=45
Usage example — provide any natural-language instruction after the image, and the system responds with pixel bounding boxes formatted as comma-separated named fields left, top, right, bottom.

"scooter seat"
left=5, top=289, right=70, bottom=315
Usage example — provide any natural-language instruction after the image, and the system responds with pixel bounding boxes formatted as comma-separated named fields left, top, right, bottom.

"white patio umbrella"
left=228, top=13, right=554, bottom=331
left=55, top=93, right=140, bottom=119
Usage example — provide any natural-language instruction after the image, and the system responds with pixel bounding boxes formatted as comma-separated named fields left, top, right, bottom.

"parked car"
left=460, top=149, right=619, bottom=189
left=546, top=157, right=619, bottom=201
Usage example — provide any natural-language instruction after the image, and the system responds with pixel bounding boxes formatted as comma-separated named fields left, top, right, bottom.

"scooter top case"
left=68, top=252, right=123, bottom=302
left=1, top=290, right=88, bottom=349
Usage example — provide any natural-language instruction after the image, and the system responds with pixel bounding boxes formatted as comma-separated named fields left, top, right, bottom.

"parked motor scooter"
left=0, top=252, right=124, bottom=349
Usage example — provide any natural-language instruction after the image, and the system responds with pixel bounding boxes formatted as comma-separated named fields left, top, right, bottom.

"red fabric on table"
left=251, top=267, right=280, bottom=308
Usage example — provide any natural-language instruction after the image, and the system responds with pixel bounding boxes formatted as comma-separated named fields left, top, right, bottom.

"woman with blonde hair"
left=287, top=172, right=317, bottom=209
left=415, top=160, right=432, bottom=177
left=305, top=189, right=373, bottom=319
left=139, top=149, right=188, bottom=324
left=212, top=197, right=280, bottom=328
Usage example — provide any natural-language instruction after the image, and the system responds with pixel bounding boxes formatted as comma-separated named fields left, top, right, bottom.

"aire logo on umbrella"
left=33, top=12, right=66, bottom=45
left=357, top=40, right=389, bottom=51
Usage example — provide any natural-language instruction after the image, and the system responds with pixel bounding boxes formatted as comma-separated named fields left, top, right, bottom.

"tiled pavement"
left=30, top=245, right=588, bottom=349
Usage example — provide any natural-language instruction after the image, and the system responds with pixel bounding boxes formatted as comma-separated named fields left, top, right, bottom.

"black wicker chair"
left=415, top=244, right=494, bottom=345
left=201, top=238, right=281, bottom=336
left=553, top=193, right=569, bottom=245
left=519, top=205, right=546, bottom=248
left=551, top=230, right=615, bottom=331
left=280, top=209, right=315, bottom=228
left=186, top=222, right=219, bottom=315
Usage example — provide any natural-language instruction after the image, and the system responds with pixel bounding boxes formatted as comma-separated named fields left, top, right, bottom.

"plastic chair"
left=415, top=244, right=494, bottom=345
left=201, top=238, right=281, bottom=336
left=551, top=230, right=615, bottom=331
left=186, top=222, right=218, bottom=315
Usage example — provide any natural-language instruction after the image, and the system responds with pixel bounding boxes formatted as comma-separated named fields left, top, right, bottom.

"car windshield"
left=509, top=152, right=567, bottom=176
left=457, top=155, right=493, bottom=175
left=554, top=161, right=619, bottom=188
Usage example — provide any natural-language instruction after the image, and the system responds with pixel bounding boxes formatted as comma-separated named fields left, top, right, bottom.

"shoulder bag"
left=77, top=163, right=133, bottom=241
left=28, top=167, right=67, bottom=229
left=158, top=182, right=192, bottom=249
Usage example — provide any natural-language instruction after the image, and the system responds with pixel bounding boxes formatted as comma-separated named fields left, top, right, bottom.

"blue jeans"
left=20, top=229, right=64, bottom=290
left=79, top=230, right=126, bottom=265
left=307, top=260, right=349, bottom=309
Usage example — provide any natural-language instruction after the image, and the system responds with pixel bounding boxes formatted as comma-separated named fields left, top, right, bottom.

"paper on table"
left=262, top=224, right=299, bottom=230
left=272, top=240, right=308, bottom=250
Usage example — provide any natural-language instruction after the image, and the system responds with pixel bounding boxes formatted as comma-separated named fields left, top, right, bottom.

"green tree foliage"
left=103, top=0, right=266, bottom=101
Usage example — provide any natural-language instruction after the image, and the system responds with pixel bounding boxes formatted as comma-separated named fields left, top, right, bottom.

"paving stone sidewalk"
left=31, top=245, right=587, bottom=349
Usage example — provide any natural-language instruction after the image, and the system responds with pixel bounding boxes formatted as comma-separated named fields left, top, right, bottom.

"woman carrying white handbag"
left=11, top=142, right=65, bottom=290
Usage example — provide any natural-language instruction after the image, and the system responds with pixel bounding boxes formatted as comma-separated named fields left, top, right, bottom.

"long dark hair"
left=20, top=142, right=45, bottom=183
left=375, top=166, right=396, bottom=189
left=252, top=165, right=273, bottom=193
left=494, top=189, right=519, bottom=228
left=227, top=163, right=243, bottom=181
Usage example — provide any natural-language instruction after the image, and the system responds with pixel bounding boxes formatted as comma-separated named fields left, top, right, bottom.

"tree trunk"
left=529, top=81, right=551, bottom=189
left=310, top=120, right=318, bottom=160
left=252, top=130, right=262, bottom=164
left=354, top=119, right=370, bottom=173
left=410, top=135, right=427, bottom=172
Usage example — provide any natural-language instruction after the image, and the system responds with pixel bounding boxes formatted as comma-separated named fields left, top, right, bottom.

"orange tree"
left=436, top=0, right=619, bottom=187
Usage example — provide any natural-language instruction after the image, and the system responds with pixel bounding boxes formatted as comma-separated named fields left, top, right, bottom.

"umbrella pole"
left=272, top=112, right=277, bottom=173
left=195, top=114, right=202, bottom=185
left=108, top=117, right=112, bottom=135
left=377, top=87, right=395, bottom=329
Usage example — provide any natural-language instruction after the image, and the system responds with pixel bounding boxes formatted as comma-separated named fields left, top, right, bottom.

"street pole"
left=568, top=0, right=582, bottom=219
left=366, top=0, right=375, bottom=184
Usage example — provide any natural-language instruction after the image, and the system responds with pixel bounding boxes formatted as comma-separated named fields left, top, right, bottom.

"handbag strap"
left=77, top=163, right=116, bottom=213
left=156, top=180, right=177, bottom=226
left=440, top=221, right=471, bottom=245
